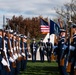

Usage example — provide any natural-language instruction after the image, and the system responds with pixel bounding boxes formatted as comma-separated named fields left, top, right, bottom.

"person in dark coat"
left=30, top=38, right=38, bottom=62
left=57, top=29, right=68, bottom=75
left=46, top=38, right=53, bottom=62
left=38, top=38, right=46, bottom=62
left=0, top=29, right=4, bottom=75
left=21, top=35, right=28, bottom=71
left=69, top=24, right=76, bottom=75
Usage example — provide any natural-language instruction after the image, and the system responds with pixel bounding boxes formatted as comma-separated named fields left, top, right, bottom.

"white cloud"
left=0, top=0, right=71, bottom=26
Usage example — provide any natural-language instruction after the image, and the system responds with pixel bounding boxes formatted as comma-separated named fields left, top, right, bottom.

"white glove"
left=9, top=57, right=15, bottom=62
left=13, top=55, right=17, bottom=60
left=15, top=53, right=18, bottom=59
left=1, top=58, right=8, bottom=66
left=18, top=53, right=21, bottom=57
left=22, top=53, right=25, bottom=56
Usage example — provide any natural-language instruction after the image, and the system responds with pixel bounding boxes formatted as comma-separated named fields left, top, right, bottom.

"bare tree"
left=55, top=0, right=76, bottom=23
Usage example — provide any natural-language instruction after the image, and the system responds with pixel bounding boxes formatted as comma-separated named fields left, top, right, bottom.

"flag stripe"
left=40, top=18, right=49, bottom=34
left=41, top=27, right=49, bottom=29
left=41, top=26, right=49, bottom=32
left=41, top=28, right=49, bottom=29
left=41, top=30, right=49, bottom=32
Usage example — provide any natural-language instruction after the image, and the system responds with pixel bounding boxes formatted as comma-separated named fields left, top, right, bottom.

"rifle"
left=7, top=31, right=16, bottom=68
left=16, top=35, right=22, bottom=61
left=21, top=37, right=26, bottom=60
left=2, top=30, right=11, bottom=72
left=12, top=35, right=17, bottom=59
left=54, top=34, right=58, bottom=45
left=66, top=24, right=73, bottom=72
left=52, top=35, right=59, bottom=61
left=60, top=40, right=66, bottom=66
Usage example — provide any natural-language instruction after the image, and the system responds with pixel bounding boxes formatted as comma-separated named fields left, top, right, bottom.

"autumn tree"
left=7, top=15, right=48, bottom=39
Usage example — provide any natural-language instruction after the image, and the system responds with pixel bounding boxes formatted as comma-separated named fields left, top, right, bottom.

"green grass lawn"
left=19, top=61, right=61, bottom=75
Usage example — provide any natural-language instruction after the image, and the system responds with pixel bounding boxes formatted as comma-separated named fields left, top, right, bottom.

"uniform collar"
left=61, top=36, right=65, bottom=38
left=73, top=34, right=76, bottom=36
left=59, top=37, right=65, bottom=41
left=0, top=35, right=2, bottom=38
left=73, top=34, right=76, bottom=38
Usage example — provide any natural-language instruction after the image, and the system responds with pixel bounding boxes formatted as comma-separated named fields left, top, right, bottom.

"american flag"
left=40, top=18, right=49, bottom=34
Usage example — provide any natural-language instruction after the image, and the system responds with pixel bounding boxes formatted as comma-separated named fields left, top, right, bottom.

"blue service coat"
left=0, top=36, right=3, bottom=70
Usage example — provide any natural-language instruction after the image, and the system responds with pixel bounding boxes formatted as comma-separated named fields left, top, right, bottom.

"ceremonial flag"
left=50, top=20, right=60, bottom=35
left=40, top=18, right=49, bottom=34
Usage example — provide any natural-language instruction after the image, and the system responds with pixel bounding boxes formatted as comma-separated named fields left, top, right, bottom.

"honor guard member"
left=15, top=34, right=21, bottom=75
left=23, top=36, right=28, bottom=70
left=38, top=38, right=46, bottom=62
left=13, top=33, right=20, bottom=75
left=1, top=30, right=11, bottom=75
left=57, top=29, right=68, bottom=75
left=69, top=24, right=76, bottom=75
left=46, top=38, right=53, bottom=62
left=0, top=29, right=4, bottom=75
left=30, top=38, right=38, bottom=62
left=21, top=35, right=27, bottom=71
left=9, top=31, right=16, bottom=75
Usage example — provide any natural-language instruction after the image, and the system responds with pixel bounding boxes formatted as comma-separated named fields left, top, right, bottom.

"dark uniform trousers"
left=21, top=42, right=27, bottom=71
left=15, top=60, right=21, bottom=75
left=15, top=41, right=21, bottom=75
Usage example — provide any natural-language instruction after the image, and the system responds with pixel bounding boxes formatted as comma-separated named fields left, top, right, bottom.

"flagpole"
left=49, top=19, right=50, bottom=39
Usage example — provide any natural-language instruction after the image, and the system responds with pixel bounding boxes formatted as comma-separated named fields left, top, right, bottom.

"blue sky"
left=0, top=0, right=71, bottom=27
